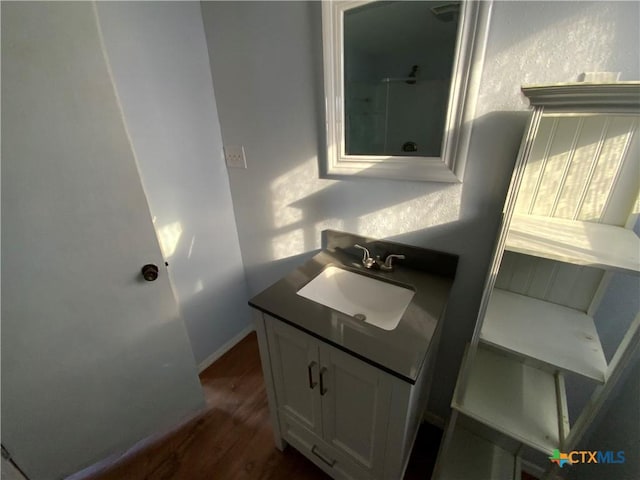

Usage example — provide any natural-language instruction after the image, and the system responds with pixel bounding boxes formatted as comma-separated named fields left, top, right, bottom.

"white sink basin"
left=296, top=266, right=415, bottom=331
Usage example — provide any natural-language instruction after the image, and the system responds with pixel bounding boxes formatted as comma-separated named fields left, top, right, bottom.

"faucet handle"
left=354, top=244, right=375, bottom=268
left=381, top=253, right=405, bottom=271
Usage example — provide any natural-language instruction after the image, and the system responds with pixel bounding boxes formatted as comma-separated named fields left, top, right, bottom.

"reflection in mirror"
left=322, top=1, right=492, bottom=182
left=344, top=2, right=460, bottom=157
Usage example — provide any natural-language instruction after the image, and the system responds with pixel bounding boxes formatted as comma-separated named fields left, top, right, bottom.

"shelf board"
left=436, top=425, right=517, bottom=480
left=506, top=214, right=640, bottom=274
left=452, top=346, right=562, bottom=455
left=481, top=289, right=607, bottom=383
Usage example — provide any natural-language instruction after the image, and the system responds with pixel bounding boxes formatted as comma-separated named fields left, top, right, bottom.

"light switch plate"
left=224, top=145, right=247, bottom=169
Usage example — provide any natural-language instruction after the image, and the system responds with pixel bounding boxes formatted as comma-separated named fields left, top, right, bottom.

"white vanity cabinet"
left=267, top=318, right=392, bottom=478
left=254, top=311, right=434, bottom=480
left=433, top=83, right=640, bottom=479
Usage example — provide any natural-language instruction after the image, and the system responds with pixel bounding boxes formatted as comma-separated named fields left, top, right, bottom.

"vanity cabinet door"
left=318, top=343, right=393, bottom=475
left=266, top=320, right=323, bottom=438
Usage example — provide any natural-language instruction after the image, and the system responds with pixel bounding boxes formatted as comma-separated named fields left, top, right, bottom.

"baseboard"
left=422, top=410, right=446, bottom=429
left=198, top=324, right=255, bottom=373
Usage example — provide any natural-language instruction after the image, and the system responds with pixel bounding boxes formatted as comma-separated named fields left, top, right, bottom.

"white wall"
left=2, top=2, right=205, bottom=478
left=96, top=1, right=250, bottom=366
left=201, top=0, right=639, bottom=420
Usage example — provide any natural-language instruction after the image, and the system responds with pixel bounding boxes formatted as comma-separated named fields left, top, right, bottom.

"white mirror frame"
left=322, top=0, right=493, bottom=182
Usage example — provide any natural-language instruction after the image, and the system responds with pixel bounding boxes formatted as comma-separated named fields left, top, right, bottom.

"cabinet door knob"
left=141, top=264, right=159, bottom=282
left=319, top=367, right=328, bottom=396
left=307, top=361, right=318, bottom=389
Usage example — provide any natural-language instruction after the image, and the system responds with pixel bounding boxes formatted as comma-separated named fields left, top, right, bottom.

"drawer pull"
left=311, top=445, right=336, bottom=467
left=307, top=361, right=317, bottom=389
left=319, top=367, right=328, bottom=395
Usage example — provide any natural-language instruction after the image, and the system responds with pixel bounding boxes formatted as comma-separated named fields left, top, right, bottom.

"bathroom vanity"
left=249, top=231, right=458, bottom=480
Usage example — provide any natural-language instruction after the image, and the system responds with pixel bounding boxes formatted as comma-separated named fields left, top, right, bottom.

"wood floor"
left=86, top=331, right=443, bottom=480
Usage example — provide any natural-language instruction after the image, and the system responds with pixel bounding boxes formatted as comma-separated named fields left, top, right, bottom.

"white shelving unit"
left=434, top=82, right=640, bottom=480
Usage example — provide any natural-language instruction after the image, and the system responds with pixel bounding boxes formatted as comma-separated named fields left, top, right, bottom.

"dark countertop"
left=249, top=231, right=457, bottom=384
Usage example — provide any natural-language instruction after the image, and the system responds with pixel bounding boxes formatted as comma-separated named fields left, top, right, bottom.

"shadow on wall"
left=567, top=356, right=640, bottom=480
left=477, top=1, right=640, bottom=111
left=264, top=109, right=527, bottom=262
left=178, top=270, right=250, bottom=365
left=259, top=109, right=529, bottom=417
left=153, top=214, right=250, bottom=363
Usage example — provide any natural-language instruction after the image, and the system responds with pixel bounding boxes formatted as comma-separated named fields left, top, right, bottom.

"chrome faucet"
left=380, top=253, right=405, bottom=271
left=354, top=244, right=405, bottom=271
left=354, top=244, right=376, bottom=268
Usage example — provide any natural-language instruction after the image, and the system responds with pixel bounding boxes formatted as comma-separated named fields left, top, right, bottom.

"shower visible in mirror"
left=322, top=0, right=491, bottom=182
left=344, top=1, right=460, bottom=157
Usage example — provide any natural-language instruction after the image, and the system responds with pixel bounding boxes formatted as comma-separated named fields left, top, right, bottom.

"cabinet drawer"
left=280, top=411, right=372, bottom=480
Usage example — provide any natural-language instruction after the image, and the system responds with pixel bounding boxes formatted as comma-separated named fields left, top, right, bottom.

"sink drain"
left=354, top=313, right=367, bottom=321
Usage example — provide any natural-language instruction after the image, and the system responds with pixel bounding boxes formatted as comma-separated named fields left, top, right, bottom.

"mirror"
left=344, top=2, right=458, bottom=157
left=322, top=1, right=492, bottom=182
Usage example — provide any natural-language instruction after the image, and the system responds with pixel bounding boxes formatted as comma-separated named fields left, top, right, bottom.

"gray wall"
left=201, top=0, right=640, bottom=419
left=96, top=1, right=250, bottom=366
left=559, top=220, right=640, bottom=477
left=566, top=242, right=640, bottom=425
left=567, top=358, right=640, bottom=480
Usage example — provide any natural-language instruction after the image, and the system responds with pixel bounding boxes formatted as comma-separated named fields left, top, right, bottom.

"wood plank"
left=480, top=289, right=607, bottom=382
left=452, top=346, right=561, bottom=455
left=506, top=213, right=640, bottom=274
